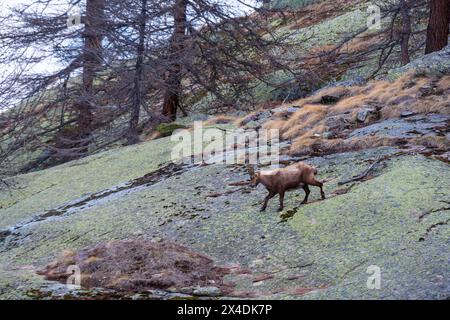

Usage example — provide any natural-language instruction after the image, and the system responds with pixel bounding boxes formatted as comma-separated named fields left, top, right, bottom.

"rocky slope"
left=0, top=122, right=449, bottom=299
left=0, top=4, right=449, bottom=301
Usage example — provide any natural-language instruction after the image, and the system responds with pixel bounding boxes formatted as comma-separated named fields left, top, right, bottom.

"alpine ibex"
left=248, top=163, right=325, bottom=212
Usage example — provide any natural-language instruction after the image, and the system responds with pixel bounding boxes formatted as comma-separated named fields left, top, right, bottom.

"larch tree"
left=162, top=0, right=188, bottom=122
left=74, top=0, right=106, bottom=154
left=425, top=0, right=450, bottom=54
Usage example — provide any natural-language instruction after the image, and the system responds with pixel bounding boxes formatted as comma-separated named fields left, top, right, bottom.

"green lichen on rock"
left=1, top=143, right=448, bottom=299
left=387, top=45, right=450, bottom=80
left=289, top=155, right=450, bottom=299
left=0, top=136, right=176, bottom=229
left=156, top=123, right=188, bottom=137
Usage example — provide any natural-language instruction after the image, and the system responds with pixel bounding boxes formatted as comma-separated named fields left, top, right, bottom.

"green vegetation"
left=156, top=123, right=188, bottom=137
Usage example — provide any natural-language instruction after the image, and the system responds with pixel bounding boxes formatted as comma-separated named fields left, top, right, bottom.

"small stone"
left=325, top=115, right=350, bottom=131
left=244, top=120, right=262, bottom=130
left=322, top=131, right=334, bottom=139
left=131, top=293, right=144, bottom=300
left=192, top=286, right=221, bottom=297
left=356, top=109, right=370, bottom=123
left=180, top=287, right=195, bottom=294
left=400, top=111, right=415, bottom=118
left=356, top=108, right=378, bottom=123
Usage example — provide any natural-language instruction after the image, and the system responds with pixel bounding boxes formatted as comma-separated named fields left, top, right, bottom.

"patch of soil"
left=38, top=239, right=234, bottom=295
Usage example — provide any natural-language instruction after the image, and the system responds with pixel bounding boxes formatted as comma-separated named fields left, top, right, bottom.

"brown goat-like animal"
left=251, top=162, right=325, bottom=212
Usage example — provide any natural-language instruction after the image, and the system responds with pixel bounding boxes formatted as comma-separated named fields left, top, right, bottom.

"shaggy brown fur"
left=252, top=162, right=325, bottom=212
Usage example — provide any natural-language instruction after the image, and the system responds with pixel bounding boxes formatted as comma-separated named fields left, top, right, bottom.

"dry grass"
left=410, top=136, right=450, bottom=150
left=292, top=135, right=407, bottom=156
left=282, top=104, right=327, bottom=138
left=240, top=72, right=450, bottom=155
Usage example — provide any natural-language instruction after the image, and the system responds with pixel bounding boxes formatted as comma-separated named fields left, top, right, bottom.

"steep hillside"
left=1, top=44, right=449, bottom=299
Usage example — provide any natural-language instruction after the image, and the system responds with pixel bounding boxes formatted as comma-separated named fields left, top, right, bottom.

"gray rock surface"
left=349, top=114, right=449, bottom=139
left=388, top=45, right=450, bottom=79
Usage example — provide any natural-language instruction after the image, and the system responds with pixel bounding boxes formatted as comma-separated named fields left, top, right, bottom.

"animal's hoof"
left=301, top=201, right=307, bottom=205
left=277, top=208, right=283, bottom=212
left=260, top=208, right=266, bottom=212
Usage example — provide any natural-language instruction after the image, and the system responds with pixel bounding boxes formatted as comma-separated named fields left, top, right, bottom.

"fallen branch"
left=338, top=158, right=383, bottom=185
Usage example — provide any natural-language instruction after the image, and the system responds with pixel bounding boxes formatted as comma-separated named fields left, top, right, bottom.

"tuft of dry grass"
left=410, top=136, right=449, bottom=150
left=291, top=135, right=407, bottom=156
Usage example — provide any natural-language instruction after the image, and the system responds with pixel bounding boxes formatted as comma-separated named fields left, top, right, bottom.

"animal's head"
left=251, top=172, right=261, bottom=187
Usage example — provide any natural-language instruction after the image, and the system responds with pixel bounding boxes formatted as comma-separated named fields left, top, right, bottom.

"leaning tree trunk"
left=162, top=0, right=187, bottom=122
left=425, top=0, right=450, bottom=54
left=73, top=0, right=105, bottom=156
left=127, top=0, right=148, bottom=145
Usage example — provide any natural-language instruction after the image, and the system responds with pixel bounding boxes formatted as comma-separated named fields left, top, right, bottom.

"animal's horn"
left=246, top=164, right=256, bottom=180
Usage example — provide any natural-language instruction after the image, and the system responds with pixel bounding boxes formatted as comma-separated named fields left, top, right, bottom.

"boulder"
left=325, top=115, right=351, bottom=132
left=272, top=106, right=301, bottom=117
left=387, top=44, right=450, bottom=80
left=241, top=110, right=274, bottom=129
left=356, top=107, right=379, bottom=123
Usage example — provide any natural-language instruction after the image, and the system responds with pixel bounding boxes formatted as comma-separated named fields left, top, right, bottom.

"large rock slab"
left=349, top=114, right=449, bottom=139
left=0, top=142, right=448, bottom=299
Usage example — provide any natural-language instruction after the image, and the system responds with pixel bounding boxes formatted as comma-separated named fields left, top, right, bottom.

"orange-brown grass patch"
left=283, top=104, right=328, bottom=137
left=437, top=76, right=450, bottom=93
left=291, top=135, right=407, bottom=156
left=381, top=74, right=450, bottom=118
left=410, top=136, right=449, bottom=150
left=264, top=104, right=327, bottom=138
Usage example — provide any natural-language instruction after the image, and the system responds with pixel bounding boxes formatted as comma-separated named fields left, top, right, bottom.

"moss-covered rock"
left=156, top=123, right=188, bottom=137
left=387, top=45, right=450, bottom=80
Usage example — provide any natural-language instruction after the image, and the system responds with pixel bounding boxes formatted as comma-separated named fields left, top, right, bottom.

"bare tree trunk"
left=425, top=0, right=450, bottom=54
left=75, top=0, right=105, bottom=153
left=127, top=0, right=148, bottom=145
left=399, top=0, right=411, bottom=65
left=162, top=0, right=187, bottom=122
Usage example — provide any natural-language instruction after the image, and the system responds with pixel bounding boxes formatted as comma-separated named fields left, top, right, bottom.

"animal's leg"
left=278, top=191, right=285, bottom=212
left=301, top=185, right=310, bottom=204
left=261, top=191, right=276, bottom=212
left=305, top=174, right=326, bottom=200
